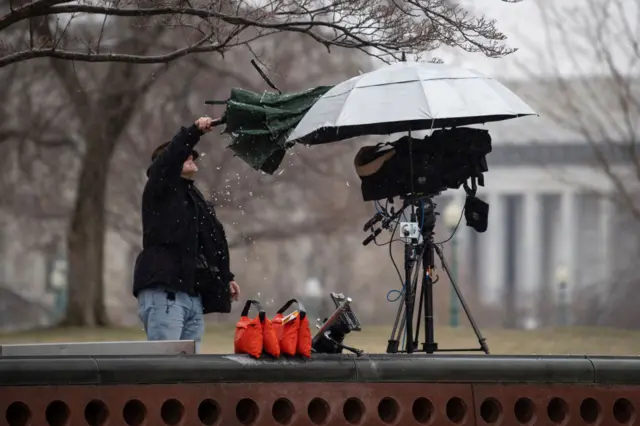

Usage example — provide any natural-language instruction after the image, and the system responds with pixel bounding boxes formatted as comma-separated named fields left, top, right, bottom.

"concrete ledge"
left=2, top=353, right=640, bottom=386
left=0, top=340, right=195, bottom=357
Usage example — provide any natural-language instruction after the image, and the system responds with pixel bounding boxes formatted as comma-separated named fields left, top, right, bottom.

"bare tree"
left=0, top=61, right=77, bottom=262
left=0, top=0, right=519, bottom=68
left=9, top=15, right=178, bottom=326
left=521, top=0, right=639, bottom=216
left=516, top=0, right=639, bottom=327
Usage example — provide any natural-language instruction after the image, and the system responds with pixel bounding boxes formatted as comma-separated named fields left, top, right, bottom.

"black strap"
left=241, top=300, right=266, bottom=322
left=276, top=298, right=307, bottom=320
left=463, top=177, right=478, bottom=196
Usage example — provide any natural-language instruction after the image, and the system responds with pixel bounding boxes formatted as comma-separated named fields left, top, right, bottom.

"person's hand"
left=194, top=116, right=218, bottom=133
left=229, top=281, right=240, bottom=302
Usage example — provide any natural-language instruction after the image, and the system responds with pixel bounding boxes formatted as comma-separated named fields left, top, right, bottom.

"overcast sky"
left=384, top=0, right=639, bottom=81
left=432, top=0, right=552, bottom=79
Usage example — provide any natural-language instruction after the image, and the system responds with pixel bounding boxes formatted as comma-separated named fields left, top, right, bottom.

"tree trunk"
left=61, top=136, right=115, bottom=327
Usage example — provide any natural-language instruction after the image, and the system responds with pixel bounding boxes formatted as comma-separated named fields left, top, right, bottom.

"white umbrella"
left=287, top=62, right=537, bottom=145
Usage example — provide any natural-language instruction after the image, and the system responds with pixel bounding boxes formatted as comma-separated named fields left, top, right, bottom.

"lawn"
left=1, top=325, right=639, bottom=355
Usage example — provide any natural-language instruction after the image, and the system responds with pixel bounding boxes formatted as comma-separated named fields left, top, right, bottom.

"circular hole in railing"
left=480, top=398, right=503, bottom=424
left=547, top=397, right=569, bottom=425
left=343, top=397, right=365, bottom=425
left=123, top=399, right=147, bottom=426
left=446, top=397, right=467, bottom=425
left=46, top=400, right=70, bottom=426
left=236, top=398, right=259, bottom=425
left=514, top=397, right=536, bottom=424
left=580, top=398, right=601, bottom=425
left=613, top=398, right=635, bottom=425
left=307, top=398, right=330, bottom=425
left=412, top=397, right=434, bottom=424
left=198, top=399, right=220, bottom=425
left=377, top=397, right=400, bottom=424
left=84, top=400, right=109, bottom=426
left=272, top=398, right=295, bottom=425
left=6, top=401, right=31, bottom=426
left=161, top=399, right=184, bottom=426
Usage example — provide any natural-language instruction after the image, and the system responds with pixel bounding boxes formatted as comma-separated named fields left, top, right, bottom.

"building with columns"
left=432, top=78, right=638, bottom=328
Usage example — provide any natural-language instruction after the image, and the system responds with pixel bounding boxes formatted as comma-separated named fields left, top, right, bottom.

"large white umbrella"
left=287, top=62, right=537, bottom=145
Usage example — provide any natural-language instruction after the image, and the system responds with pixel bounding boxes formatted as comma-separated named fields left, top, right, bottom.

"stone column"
left=559, top=191, right=577, bottom=314
left=597, top=195, right=612, bottom=298
left=482, top=192, right=505, bottom=305
left=520, top=192, right=543, bottom=306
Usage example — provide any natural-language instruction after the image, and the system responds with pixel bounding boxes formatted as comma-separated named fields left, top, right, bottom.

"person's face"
left=181, top=154, right=198, bottom=178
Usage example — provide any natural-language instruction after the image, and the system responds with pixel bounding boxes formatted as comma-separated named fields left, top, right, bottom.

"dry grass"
left=1, top=325, right=640, bottom=355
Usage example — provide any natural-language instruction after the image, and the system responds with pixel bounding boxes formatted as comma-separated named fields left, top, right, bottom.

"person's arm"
left=146, top=117, right=216, bottom=193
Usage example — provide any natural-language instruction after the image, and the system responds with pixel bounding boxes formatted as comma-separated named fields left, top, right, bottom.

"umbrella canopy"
left=286, top=62, right=537, bottom=145
left=207, top=86, right=332, bottom=174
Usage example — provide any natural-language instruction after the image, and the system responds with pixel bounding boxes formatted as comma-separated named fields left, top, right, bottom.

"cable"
left=435, top=204, right=465, bottom=245
left=374, top=237, right=403, bottom=247
left=367, top=200, right=427, bottom=308
left=419, top=199, right=425, bottom=235
left=385, top=219, right=404, bottom=302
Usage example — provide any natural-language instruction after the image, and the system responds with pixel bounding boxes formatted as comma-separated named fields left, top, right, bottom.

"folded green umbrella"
left=206, top=85, right=332, bottom=174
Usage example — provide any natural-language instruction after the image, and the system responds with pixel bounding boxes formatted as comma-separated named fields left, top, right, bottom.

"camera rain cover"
left=353, top=128, right=492, bottom=202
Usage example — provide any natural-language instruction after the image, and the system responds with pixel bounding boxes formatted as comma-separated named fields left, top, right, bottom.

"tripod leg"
left=387, top=238, right=420, bottom=353
left=386, top=283, right=407, bottom=354
left=413, top=253, right=425, bottom=351
left=434, top=245, right=490, bottom=354
left=423, top=272, right=438, bottom=353
left=414, top=270, right=425, bottom=350
left=404, top=242, right=416, bottom=353
left=422, top=243, right=438, bottom=354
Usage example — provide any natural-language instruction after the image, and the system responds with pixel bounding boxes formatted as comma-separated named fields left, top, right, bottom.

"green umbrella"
left=207, top=85, right=332, bottom=174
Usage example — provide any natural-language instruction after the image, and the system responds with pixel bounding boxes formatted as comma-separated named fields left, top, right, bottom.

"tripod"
left=385, top=197, right=490, bottom=355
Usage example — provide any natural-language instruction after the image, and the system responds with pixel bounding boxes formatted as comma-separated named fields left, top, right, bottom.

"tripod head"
left=395, top=195, right=439, bottom=246
left=362, top=195, right=439, bottom=246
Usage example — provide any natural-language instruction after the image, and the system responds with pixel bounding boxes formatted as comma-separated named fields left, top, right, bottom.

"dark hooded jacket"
left=132, top=123, right=235, bottom=298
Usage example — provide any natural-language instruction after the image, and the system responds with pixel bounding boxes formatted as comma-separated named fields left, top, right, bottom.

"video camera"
left=353, top=127, right=492, bottom=202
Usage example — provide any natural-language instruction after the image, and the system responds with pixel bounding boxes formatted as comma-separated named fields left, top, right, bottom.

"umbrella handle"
left=212, top=117, right=226, bottom=127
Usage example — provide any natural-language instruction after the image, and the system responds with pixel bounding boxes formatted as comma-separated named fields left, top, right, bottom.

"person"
left=133, top=116, right=240, bottom=352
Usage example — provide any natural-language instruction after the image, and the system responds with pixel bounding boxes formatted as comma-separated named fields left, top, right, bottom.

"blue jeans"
left=137, top=288, right=205, bottom=353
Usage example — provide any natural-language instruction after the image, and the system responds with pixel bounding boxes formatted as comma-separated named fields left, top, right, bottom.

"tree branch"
left=0, top=37, right=220, bottom=67
left=0, top=0, right=70, bottom=32
left=1, top=0, right=518, bottom=67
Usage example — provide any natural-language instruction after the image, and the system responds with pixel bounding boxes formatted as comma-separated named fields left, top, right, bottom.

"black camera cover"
left=354, top=128, right=492, bottom=202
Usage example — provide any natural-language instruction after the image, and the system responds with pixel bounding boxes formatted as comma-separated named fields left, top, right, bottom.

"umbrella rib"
left=332, top=83, right=362, bottom=131
left=418, top=76, right=434, bottom=131
left=321, top=76, right=488, bottom=100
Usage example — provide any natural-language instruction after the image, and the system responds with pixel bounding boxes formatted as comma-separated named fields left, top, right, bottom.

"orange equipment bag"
left=234, top=300, right=280, bottom=358
left=234, top=300, right=265, bottom=358
left=262, top=310, right=281, bottom=358
left=272, top=299, right=312, bottom=358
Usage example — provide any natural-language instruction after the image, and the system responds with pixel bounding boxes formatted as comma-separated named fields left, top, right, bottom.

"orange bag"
left=297, top=313, right=312, bottom=358
left=272, top=299, right=312, bottom=358
left=234, top=300, right=265, bottom=358
left=261, top=314, right=281, bottom=358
